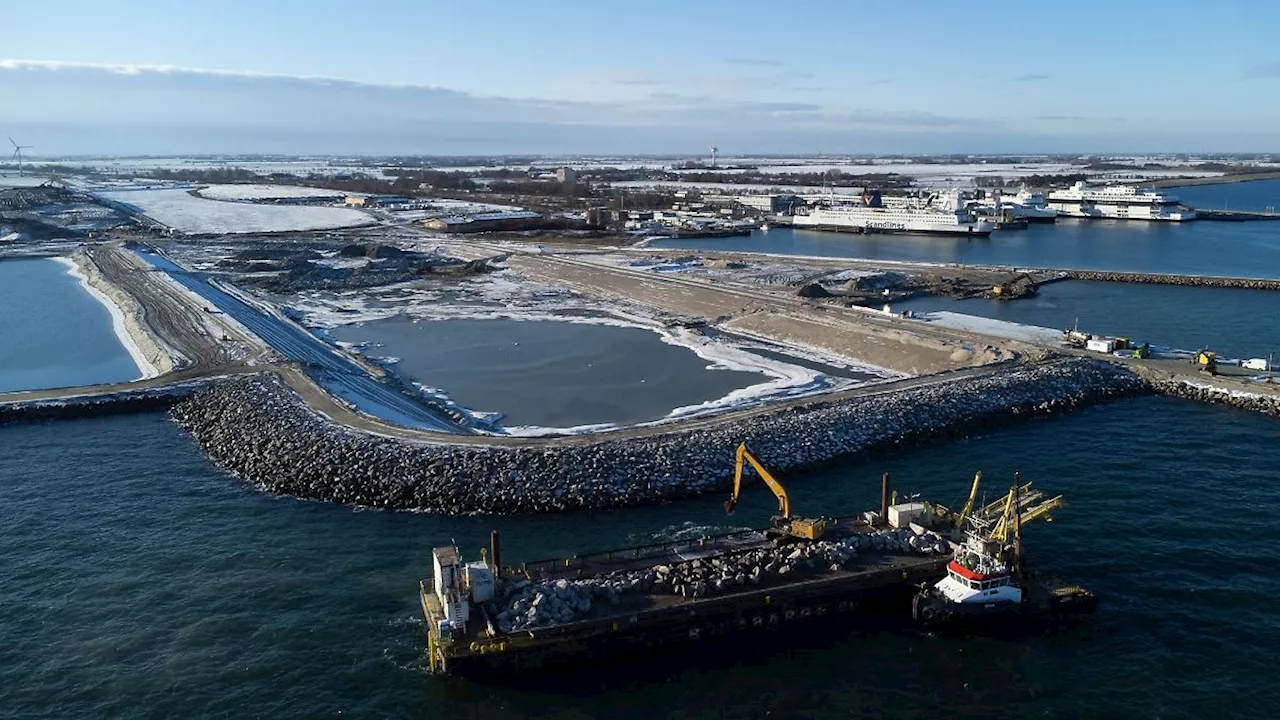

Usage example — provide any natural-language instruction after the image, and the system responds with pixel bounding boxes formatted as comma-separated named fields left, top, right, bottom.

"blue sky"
left=4, top=0, right=1280, bottom=155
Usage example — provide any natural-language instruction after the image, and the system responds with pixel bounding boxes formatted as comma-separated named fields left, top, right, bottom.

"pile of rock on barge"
left=420, top=486, right=1095, bottom=676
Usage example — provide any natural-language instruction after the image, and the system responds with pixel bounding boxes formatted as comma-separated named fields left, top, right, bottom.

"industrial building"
left=423, top=210, right=542, bottom=233
left=736, top=194, right=801, bottom=213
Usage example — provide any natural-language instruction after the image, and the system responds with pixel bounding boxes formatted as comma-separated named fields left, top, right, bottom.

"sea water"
left=0, top=257, right=143, bottom=393
left=2, top=398, right=1278, bottom=718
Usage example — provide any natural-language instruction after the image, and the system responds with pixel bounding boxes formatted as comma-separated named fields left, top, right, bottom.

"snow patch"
left=94, top=187, right=374, bottom=234
left=909, top=310, right=1064, bottom=346
left=197, top=184, right=345, bottom=201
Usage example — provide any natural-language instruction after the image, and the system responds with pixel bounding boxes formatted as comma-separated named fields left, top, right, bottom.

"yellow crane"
left=956, top=470, right=982, bottom=526
left=989, top=479, right=1063, bottom=544
left=724, top=443, right=827, bottom=540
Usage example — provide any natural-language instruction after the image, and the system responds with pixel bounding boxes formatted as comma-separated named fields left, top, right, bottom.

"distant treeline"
left=975, top=174, right=1090, bottom=188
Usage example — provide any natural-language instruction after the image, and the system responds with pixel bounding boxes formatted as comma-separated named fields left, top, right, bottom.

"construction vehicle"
left=1132, top=342, right=1152, bottom=359
left=725, top=443, right=828, bottom=540
left=1194, top=349, right=1218, bottom=374
left=989, top=272, right=1037, bottom=299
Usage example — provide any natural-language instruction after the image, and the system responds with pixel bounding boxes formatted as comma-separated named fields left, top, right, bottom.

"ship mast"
left=1012, top=472, right=1024, bottom=580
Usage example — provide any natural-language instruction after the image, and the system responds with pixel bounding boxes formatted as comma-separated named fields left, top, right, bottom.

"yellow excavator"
left=724, top=443, right=828, bottom=540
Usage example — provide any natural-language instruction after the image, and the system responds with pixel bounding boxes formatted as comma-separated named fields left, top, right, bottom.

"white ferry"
left=999, top=190, right=1059, bottom=223
left=1046, top=181, right=1195, bottom=221
left=792, top=190, right=995, bottom=237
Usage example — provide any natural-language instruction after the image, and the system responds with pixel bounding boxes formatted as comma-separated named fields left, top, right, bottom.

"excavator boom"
left=725, top=443, right=791, bottom=518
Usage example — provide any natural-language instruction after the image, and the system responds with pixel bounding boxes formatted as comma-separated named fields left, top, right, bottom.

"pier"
left=1059, top=269, right=1280, bottom=290
left=1191, top=208, right=1280, bottom=221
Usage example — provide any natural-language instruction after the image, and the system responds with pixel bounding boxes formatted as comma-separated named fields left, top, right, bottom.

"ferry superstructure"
left=1046, top=181, right=1195, bottom=221
left=999, top=190, right=1059, bottom=223
left=792, top=190, right=995, bottom=236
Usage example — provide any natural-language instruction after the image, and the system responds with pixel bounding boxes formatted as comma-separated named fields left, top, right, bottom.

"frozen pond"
left=330, top=317, right=776, bottom=430
left=0, top=258, right=144, bottom=393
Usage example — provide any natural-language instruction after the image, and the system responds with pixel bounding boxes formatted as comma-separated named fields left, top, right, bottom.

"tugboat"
left=913, top=477, right=1097, bottom=631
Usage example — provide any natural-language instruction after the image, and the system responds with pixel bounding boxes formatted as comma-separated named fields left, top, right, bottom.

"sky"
left=3, top=0, right=1280, bottom=156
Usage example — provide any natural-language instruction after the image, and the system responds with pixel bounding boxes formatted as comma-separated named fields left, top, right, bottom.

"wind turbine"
left=9, top=136, right=33, bottom=177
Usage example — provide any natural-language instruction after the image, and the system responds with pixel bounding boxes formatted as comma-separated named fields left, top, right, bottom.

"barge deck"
left=421, top=516, right=953, bottom=676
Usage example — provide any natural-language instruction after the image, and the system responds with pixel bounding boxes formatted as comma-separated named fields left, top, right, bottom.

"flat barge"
left=421, top=513, right=952, bottom=676
left=419, top=452, right=1096, bottom=676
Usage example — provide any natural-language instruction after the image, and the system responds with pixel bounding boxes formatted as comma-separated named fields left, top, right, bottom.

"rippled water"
left=330, top=317, right=767, bottom=428
left=1173, top=178, right=1280, bottom=213
left=894, top=280, right=1280, bottom=361
left=4, top=400, right=1279, bottom=718
left=0, top=257, right=141, bottom=393
left=653, top=218, right=1280, bottom=277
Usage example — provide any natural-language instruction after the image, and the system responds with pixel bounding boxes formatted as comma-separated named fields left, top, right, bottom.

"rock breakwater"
left=1063, top=270, right=1280, bottom=291
left=0, top=378, right=217, bottom=424
left=1148, top=377, right=1280, bottom=417
left=170, top=357, right=1148, bottom=514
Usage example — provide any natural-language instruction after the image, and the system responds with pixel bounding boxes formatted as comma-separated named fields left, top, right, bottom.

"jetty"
left=1189, top=208, right=1280, bottom=221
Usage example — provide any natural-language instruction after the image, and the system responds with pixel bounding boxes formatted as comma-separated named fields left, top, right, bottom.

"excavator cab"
left=725, top=443, right=827, bottom=541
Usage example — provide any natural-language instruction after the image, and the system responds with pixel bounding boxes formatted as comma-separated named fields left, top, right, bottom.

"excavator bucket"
left=724, top=498, right=738, bottom=514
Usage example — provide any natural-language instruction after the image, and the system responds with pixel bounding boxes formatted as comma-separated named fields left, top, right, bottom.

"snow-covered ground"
left=908, top=310, right=1064, bottom=345
left=196, top=184, right=346, bottom=201
left=32, top=158, right=393, bottom=178
left=0, top=175, right=52, bottom=188
left=420, top=198, right=523, bottom=213
left=611, top=180, right=830, bottom=194
left=94, top=188, right=375, bottom=234
left=577, top=251, right=868, bottom=288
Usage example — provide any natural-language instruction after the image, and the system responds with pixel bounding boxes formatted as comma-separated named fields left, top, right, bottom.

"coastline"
left=1147, top=171, right=1280, bottom=189
left=55, top=253, right=172, bottom=380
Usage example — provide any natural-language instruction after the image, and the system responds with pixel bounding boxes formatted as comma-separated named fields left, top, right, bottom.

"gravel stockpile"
left=169, top=357, right=1148, bottom=515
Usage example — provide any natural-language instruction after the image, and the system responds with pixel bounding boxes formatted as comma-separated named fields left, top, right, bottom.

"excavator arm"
left=725, top=443, right=791, bottom=519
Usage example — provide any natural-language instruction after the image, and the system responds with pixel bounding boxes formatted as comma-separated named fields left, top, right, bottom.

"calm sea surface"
left=0, top=257, right=140, bottom=393
left=653, top=215, right=1280, bottom=278
left=895, top=280, right=1280, bottom=361
left=3, top=400, right=1279, bottom=719
left=331, top=317, right=767, bottom=428
left=1173, top=178, right=1280, bottom=213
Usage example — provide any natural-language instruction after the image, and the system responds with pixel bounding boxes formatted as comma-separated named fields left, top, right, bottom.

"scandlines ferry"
left=792, top=190, right=995, bottom=236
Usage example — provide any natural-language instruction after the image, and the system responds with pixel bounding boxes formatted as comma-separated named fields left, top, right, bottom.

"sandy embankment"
left=64, top=250, right=176, bottom=377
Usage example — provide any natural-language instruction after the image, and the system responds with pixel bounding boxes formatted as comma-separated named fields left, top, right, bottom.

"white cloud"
left=0, top=58, right=1172, bottom=154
